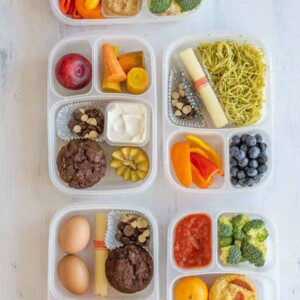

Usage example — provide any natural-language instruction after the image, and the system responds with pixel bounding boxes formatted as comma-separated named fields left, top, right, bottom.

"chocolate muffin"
left=105, top=244, right=153, bottom=294
left=57, top=139, right=106, bottom=189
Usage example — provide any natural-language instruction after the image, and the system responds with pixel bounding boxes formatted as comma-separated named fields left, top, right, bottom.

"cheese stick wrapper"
left=180, top=48, right=228, bottom=128
left=94, top=213, right=108, bottom=296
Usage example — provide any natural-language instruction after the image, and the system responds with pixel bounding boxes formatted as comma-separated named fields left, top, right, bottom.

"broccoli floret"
left=234, top=240, right=242, bottom=248
left=232, top=214, right=250, bottom=240
left=220, top=245, right=242, bottom=265
left=175, top=0, right=201, bottom=12
left=220, top=236, right=233, bottom=247
left=243, top=219, right=269, bottom=242
left=242, top=239, right=267, bottom=267
left=149, top=0, right=172, bottom=13
left=218, top=215, right=233, bottom=238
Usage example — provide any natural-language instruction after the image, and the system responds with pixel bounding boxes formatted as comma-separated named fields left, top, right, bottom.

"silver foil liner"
left=105, top=210, right=153, bottom=254
left=168, top=67, right=206, bottom=128
left=56, top=101, right=107, bottom=142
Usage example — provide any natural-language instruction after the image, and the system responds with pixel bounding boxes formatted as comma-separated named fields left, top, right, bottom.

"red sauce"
left=173, top=214, right=212, bottom=269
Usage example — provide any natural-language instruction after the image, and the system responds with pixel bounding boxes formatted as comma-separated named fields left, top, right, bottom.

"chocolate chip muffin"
left=105, top=244, right=153, bottom=294
left=57, top=140, right=106, bottom=189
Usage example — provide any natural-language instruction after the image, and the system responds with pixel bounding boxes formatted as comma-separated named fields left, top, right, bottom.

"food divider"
left=163, top=33, right=274, bottom=193
left=50, top=0, right=207, bottom=26
left=47, top=34, right=157, bottom=196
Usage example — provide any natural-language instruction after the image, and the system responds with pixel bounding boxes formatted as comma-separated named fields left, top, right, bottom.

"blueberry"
left=238, top=178, right=248, bottom=187
left=230, top=157, right=238, bottom=167
left=259, top=142, right=267, bottom=151
left=241, top=134, right=249, bottom=143
left=249, top=159, right=258, bottom=168
left=235, top=150, right=246, bottom=161
left=258, top=173, right=264, bottom=179
left=258, top=154, right=268, bottom=164
left=246, top=135, right=257, bottom=147
left=230, top=167, right=239, bottom=177
left=232, top=135, right=241, bottom=146
left=247, top=168, right=258, bottom=177
left=255, top=134, right=263, bottom=143
left=258, top=164, right=268, bottom=174
left=237, top=170, right=246, bottom=179
left=240, top=144, right=248, bottom=153
left=248, top=146, right=260, bottom=159
left=247, top=178, right=255, bottom=187
left=230, top=146, right=239, bottom=157
left=238, top=157, right=249, bottom=168
left=231, top=177, right=239, bottom=186
left=253, top=175, right=261, bottom=183
left=244, top=166, right=250, bottom=173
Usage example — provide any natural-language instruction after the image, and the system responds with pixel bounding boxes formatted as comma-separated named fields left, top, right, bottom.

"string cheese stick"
left=94, top=213, right=108, bottom=296
left=180, top=48, right=228, bottom=128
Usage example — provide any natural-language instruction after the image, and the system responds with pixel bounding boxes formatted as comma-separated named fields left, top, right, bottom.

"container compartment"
left=165, top=130, right=226, bottom=193
left=49, top=0, right=207, bottom=26
left=48, top=96, right=156, bottom=195
left=163, top=33, right=274, bottom=193
left=227, top=129, right=273, bottom=190
left=48, top=204, right=159, bottom=300
left=169, top=273, right=278, bottom=300
left=168, top=210, right=216, bottom=274
left=94, top=37, right=153, bottom=96
left=216, top=212, right=277, bottom=273
left=49, top=38, right=94, bottom=98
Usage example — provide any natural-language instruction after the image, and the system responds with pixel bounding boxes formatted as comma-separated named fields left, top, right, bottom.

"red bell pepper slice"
left=190, top=152, right=224, bottom=181
left=60, top=0, right=73, bottom=15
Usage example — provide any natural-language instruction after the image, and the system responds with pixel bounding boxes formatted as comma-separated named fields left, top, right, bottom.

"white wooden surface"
left=1, top=0, right=299, bottom=299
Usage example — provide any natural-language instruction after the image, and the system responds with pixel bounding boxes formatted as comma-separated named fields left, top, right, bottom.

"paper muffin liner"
left=56, top=101, right=107, bottom=142
left=105, top=210, right=153, bottom=255
left=168, top=67, right=206, bottom=128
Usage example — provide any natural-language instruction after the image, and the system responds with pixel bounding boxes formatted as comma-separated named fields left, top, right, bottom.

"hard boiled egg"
left=58, top=215, right=90, bottom=254
left=57, top=255, right=89, bottom=295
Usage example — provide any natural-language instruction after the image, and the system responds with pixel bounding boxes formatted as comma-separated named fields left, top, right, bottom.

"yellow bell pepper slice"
left=187, top=134, right=222, bottom=168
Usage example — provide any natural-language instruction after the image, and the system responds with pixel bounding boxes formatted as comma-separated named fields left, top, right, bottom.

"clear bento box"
left=47, top=34, right=157, bottom=196
left=48, top=203, right=159, bottom=300
left=163, top=33, right=274, bottom=193
left=167, top=209, right=279, bottom=300
left=49, top=0, right=207, bottom=26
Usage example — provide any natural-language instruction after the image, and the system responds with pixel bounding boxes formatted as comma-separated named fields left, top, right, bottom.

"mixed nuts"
left=171, top=84, right=195, bottom=118
left=68, top=108, right=104, bottom=140
left=115, top=214, right=150, bottom=245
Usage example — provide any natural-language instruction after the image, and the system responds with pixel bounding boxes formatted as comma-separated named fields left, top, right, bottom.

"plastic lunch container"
left=163, top=33, right=274, bottom=193
left=49, top=0, right=207, bottom=26
left=48, top=203, right=159, bottom=300
left=47, top=34, right=157, bottom=196
left=167, top=209, right=279, bottom=300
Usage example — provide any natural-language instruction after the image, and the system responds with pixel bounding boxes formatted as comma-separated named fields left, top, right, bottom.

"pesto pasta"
left=198, top=41, right=266, bottom=127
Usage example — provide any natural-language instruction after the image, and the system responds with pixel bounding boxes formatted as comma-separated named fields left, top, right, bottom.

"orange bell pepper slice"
left=75, top=0, right=104, bottom=19
left=171, top=142, right=192, bottom=188
left=190, top=152, right=224, bottom=182
left=191, top=164, right=213, bottom=189
left=187, top=134, right=222, bottom=168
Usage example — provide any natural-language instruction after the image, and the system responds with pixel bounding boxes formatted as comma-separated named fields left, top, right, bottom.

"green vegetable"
left=149, top=0, right=172, bottom=13
left=220, top=245, right=242, bottom=265
left=218, top=215, right=233, bottom=238
left=234, top=240, right=242, bottom=248
left=219, top=236, right=233, bottom=247
left=232, top=214, right=250, bottom=240
left=242, top=239, right=267, bottom=267
left=175, top=0, right=201, bottom=12
left=243, top=219, right=269, bottom=242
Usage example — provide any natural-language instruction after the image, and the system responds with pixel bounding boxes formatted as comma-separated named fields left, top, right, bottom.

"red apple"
left=55, top=53, right=92, bottom=90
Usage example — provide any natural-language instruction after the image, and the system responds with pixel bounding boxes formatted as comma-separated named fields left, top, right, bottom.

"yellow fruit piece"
left=110, top=147, right=150, bottom=182
left=126, top=67, right=149, bottom=95
left=102, top=46, right=122, bottom=93
left=85, top=0, right=100, bottom=10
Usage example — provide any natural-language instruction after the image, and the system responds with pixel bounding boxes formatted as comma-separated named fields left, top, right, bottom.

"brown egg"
left=57, top=255, right=89, bottom=295
left=58, top=215, right=90, bottom=254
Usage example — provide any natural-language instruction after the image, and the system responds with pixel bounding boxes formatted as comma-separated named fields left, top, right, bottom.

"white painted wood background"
left=1, top=0, right=299, bottom=299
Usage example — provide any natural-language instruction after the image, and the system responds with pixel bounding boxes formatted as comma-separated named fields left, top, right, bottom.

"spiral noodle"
left=198, top=41, right=266, bottom=127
